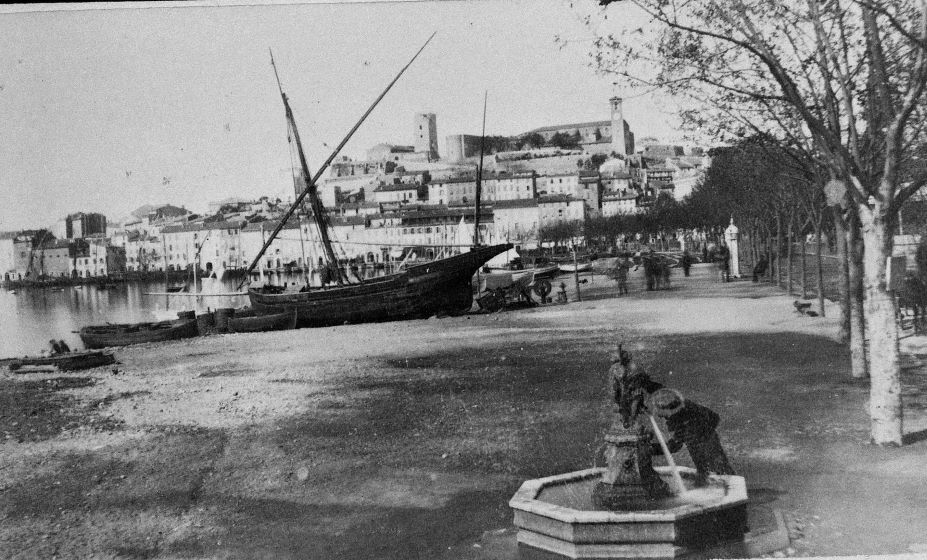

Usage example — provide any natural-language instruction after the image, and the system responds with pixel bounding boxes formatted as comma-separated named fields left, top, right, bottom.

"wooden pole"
left=572, top=244, right=582, bottom=302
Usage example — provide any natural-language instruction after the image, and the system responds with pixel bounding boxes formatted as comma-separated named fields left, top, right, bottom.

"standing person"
left=659, top=257, right=671, bottom=289
left=615, top=256, right=630, bottom=295
left=716, top=243, right=730, bottom=282
left=752, top=254, right=769, bottom=282
left=648, top=388, right=736, bottom=486
left=640, top=250, right=658, bottom=291
left=681, top=250, right=693, bottom=277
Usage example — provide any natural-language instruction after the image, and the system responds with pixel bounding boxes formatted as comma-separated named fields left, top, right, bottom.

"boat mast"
left=473, top=91, right=487, bottom=246
left=237, top=34, right=436, bottom=290
left=271, top=52, right=342, bottom=283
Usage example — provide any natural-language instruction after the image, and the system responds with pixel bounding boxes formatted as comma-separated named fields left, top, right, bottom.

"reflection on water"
left=0, top=274, right=280, bottom=357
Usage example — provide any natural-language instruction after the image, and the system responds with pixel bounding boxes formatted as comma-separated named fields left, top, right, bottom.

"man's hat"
left=650, top=388, right=685, bottom=416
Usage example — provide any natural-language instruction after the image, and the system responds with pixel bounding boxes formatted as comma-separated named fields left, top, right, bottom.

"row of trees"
left=593, top=0, right=927, bottom=445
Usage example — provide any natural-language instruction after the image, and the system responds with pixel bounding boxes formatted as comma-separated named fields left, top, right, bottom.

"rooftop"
left=524, top=120, right=612, bottom=135
left=374, top=183, right=422, bottom=192
left=162, top=219, right=247, bottom=234
left=537, top=194, right=577, bottom=204
left=491, top=199, right=539, bottom=210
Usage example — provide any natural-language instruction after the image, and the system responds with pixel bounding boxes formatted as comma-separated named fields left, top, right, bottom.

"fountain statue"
left=509, top=345, right=750, bottom=559
left=593, top=347, right=671, bottom=509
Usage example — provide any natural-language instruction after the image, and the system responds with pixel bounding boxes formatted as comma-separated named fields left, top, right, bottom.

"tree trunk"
left=767, top=233, right=774, bottom=282
left=832, top=207, right=850, bottom=343
left=800, top=234, right=808, bottom=299
left=787, top=220, right=794, bottom=295
left=859, top=206, right=902, bottom=445
left=848, top=208, right=868, bottom=379
left=775, top=214, right=783, bottom=287
left=816, top=219, right=825, bottom=317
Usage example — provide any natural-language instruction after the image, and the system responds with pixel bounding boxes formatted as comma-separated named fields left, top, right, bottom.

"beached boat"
left=250, top=244, right=511, bottom=327
left=242, top=41, right=510, bottom=327
left=78, top=319, right=199, bottom=349
left=228, top=308, right=297, bottom=333
left=8, top=350, right=116, bottom=372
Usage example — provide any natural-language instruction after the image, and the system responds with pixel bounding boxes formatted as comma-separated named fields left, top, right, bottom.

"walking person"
left=681, top=250, right=693, bottom=277
left=648, top=388, right=736, bottom=486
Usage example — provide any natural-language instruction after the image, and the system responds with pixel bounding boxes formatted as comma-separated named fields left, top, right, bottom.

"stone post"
left=725, top=217, right=741, bottom=278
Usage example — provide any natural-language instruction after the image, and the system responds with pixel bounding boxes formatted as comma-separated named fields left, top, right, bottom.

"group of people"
left=40, top=339, right=72, bottom=357
left=610, top=249, right=697, bottom=294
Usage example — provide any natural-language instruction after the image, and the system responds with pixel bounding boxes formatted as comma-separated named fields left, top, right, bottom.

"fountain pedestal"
left=510, top=467, right=748, bottom=560
left=592, top=432, right=669, bottom=511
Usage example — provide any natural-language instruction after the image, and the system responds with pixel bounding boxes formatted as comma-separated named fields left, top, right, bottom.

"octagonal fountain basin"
left=509, top=466, right=748, bottom=560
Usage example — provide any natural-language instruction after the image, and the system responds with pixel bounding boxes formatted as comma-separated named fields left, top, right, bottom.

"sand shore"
left=3, top=264, right=927, bottom=559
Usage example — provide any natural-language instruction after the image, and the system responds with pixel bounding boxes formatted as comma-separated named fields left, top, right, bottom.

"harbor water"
left=1, top=277, right=252, bottom=358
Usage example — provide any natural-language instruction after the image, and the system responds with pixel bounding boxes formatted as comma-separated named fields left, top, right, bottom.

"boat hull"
left=79, top=319, right=200, bottom=349
left=9, top=350, right=116, bottom=372
left=228, top=309, right=298, bottom=333
left=248, top=244, right=512, bottom=327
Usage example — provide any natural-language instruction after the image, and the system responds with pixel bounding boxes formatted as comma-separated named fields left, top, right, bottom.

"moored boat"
left=9, top=350, right=116, bottom=372
left=79, top=319, right=199, bottom=349
left=228, top=308, right=297, bottom=333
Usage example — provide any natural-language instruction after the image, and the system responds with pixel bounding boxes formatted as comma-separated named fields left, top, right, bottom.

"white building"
left=538, top=173, right=600, bottom=215
left=161, top=220, right=246, bottom=272
left=428, top=177, right=478, bottom=206
left=492, top=199, right=540, bottom=248
left=372, top=183, right=423, bottom=205
left=0, top=232, right=16, bottom=279
left=601, top=192, right=641, bottom=217
left=538, top=195, right=585, bottom=227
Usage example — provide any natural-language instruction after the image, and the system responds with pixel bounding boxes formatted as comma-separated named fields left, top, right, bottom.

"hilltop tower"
left=610, top=96, right=627, bottom=157
left=414, top=113, right=439, bottom=161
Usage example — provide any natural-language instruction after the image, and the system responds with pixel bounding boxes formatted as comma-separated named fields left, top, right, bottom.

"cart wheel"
left=533, top=279, right=552, bottom=299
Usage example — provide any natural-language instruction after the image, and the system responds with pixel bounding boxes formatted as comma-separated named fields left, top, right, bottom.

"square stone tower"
left=610, top=97, right=627, bottom=157
left=414, top=113, right=439, bottom=161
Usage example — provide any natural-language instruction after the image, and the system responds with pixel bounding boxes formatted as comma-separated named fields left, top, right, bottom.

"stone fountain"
left=509, top=350, right=748, bottom=559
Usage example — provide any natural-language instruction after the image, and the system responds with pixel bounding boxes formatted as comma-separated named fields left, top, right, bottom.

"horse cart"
left=476, top=270, right=552, bottom=312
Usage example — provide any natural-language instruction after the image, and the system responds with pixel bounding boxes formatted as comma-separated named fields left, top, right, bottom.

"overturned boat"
left=9, top=350, right=116, bottom=372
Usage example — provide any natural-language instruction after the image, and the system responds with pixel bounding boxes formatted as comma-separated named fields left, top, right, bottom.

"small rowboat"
left=559, top=262, right=592, bottom=273
left=9, top=350, right=116, bottom=372
left=228, top=308, right=297, bottom=333
left=79, top=318, right=199, bottom=349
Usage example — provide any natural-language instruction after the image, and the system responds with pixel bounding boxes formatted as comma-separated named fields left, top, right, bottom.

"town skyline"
left=0, top=0, right=693, bottom=231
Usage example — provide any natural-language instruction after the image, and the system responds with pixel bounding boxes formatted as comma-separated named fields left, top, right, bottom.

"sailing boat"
left=244, top=39, right=511, bottom=327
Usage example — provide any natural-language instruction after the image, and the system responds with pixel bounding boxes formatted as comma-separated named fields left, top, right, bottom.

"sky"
left=0, top=0, right=685, bottom=230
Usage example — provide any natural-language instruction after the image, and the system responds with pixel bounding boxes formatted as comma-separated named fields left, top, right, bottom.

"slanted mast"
left=238, top=35, right=436, bottom=290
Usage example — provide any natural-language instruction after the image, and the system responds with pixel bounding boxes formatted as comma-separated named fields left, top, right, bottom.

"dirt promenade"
left=2, top=264, right=927, bottom=559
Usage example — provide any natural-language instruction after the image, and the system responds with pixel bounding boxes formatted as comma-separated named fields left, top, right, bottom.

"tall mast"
left=238, top=34, right=436, bottom=290
left=271, top=51, right=341, bottom=282
left=474, top=91, right=487, bottom=246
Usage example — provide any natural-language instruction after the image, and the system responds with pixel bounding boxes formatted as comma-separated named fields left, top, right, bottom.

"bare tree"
left=593, top=0, right=927, bottom=444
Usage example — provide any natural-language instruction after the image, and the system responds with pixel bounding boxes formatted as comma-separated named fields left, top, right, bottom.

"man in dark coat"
left=716, top=244, right=731, bottom=282
left=681, top=250, right=693, bottom=277
left=649, top=388, right=735, bottom=486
